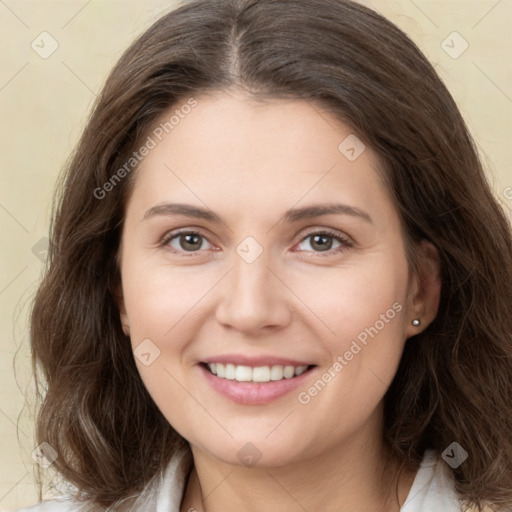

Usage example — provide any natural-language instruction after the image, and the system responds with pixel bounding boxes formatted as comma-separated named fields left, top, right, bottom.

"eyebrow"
left=142, top=202, right=373, bottom=224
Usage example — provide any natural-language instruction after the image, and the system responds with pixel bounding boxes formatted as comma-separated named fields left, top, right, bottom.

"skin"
left=117, top=89, right=441, bottom=512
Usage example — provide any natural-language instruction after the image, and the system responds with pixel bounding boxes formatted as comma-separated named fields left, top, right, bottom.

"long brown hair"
left=29, top=0, right=512, bottom=510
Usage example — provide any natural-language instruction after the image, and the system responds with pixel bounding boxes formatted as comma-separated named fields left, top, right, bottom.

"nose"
left=215, top=251, right=293, bottom=335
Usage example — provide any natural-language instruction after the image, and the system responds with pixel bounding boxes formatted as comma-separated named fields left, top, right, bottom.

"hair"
left=28, top=0, right=512, bottom=510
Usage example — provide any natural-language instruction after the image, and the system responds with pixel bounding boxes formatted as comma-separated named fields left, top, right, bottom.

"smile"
left=199, top=361, right=317, bottom=405
left=205, top=362, right=311, bottom=382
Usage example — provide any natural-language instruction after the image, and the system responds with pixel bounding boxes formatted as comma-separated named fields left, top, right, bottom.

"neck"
left=180, top=409, right=417, bottom=512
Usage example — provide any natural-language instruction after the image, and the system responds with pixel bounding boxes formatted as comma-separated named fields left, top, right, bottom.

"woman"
left=14, top=0, right=512, bottom=510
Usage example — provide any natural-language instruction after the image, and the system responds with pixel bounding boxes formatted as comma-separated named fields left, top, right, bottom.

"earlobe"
left=119, top=305, right=130, bottom=337
left=120, top=316, right=130, bottom=337
left=110, top=278, right=130, bottom=337
left=405, top=240, right=442, bottom=338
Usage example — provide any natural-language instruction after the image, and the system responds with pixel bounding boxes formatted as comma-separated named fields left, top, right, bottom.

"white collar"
left=154, top=448, right=460, bottom=512
left=156, top=447, right=192, bottom=512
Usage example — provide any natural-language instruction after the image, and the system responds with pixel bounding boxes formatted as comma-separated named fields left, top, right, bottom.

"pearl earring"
left=412, top=319, right=421, bottom=326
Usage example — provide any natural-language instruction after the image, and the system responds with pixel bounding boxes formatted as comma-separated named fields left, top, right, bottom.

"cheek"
left=121, top=256, right=213, bottom=342
left=290, top=252, right=409, bottom=348
left=294, top=254, right=410, bottom=424
left=121, top=259, right=202, bottom=436
left=292, top=253, right=409, bottom=415
left=120, top=257, right=214, bottom=413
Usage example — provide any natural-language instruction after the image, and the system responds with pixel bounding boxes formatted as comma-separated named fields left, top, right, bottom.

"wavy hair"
left=29, top=0, right=512, bottom=510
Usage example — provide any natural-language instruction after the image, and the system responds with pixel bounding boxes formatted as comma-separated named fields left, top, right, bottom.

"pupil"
left=181, top=234, right=201, bottom=251
left=312, top=234, right=332, bottom=251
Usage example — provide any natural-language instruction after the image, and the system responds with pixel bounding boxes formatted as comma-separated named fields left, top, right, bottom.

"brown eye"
left=165, top=231, right=211, bottom=252
left=295, top=229, right=352, bottom=255
left=309, top=234, right=335, bottom=251
left=297, top=233, right=341, bottom=253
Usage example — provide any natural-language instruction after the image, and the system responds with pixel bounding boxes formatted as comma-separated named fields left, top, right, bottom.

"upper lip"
left=201, top=355, right=314, bottom=367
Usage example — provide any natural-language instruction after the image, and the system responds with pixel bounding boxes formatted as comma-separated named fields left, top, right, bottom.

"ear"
left=111, top=277, right=130, bottom=337
left=404, top=240, right=441, bottom=339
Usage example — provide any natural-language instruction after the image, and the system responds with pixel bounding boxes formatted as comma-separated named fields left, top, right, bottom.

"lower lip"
left=199, top=364, right=315, bottom=405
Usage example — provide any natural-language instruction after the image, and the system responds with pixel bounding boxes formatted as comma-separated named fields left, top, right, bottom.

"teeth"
left=225, top=363, right=236, bottom=380
left=283, top=365, right=295, bottom=379
left=206, top=363, right=309, bottom=382
left=252, top=366, right=270, bottom=382
left=294, top=365, right=308, bottom=376
left=270, top=365, right=284, bottom=381
left=235, top=365, right=253, bottom=381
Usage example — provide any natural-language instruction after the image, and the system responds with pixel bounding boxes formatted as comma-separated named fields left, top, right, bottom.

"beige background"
left=1, top=0, right=511, bottom=509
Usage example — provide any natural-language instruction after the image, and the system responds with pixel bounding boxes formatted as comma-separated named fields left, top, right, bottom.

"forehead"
left=128, top=91, right=391, bottom=219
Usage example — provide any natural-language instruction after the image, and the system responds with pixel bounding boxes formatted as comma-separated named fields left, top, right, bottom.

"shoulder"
left=7, top=497, right=92, bottom=512
left=401, top=450, right=498, bottom=512
left=402, top=449, right=462, bottom=511
left=9, top=446, right=193, bottom=512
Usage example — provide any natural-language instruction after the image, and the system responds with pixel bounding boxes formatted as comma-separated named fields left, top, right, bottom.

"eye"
left=161, top=230, right=213, bottom=254
left=295, top=229, right=352, bottom=255
left=159, top=228, right=352, bottom=256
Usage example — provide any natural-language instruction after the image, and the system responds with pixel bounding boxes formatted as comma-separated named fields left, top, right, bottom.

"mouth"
left=198, top=360, right=317, bottom=405
left=201, top=362, right=315, bottom=383
left=197, top=354, right=318, bottom=405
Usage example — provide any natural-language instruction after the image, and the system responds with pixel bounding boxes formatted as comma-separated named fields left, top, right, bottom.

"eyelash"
left=159, top=228, right=353, bottom=257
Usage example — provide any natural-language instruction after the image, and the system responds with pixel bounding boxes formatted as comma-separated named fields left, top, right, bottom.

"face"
left=117, top=90, right=438, bottom=468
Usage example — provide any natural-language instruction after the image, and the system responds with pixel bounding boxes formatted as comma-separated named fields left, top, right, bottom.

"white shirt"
left=9, top=449, right=462, bottom=511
